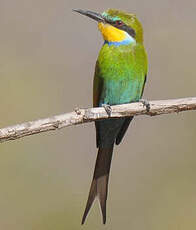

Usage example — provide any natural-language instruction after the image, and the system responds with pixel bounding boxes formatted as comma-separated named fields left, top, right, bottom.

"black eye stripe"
left=105, top=19, right=136, bottom=38
left=119, top=25, right=136, bottom=38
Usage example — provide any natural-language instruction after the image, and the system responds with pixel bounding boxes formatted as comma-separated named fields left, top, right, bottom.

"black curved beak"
left=73, top=9, right=104, bottom=22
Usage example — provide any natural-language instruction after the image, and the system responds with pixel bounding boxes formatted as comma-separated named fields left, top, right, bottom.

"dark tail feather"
left=116, top=117, right=133, bottom=145
left=81, top=146, right=114, bottom=224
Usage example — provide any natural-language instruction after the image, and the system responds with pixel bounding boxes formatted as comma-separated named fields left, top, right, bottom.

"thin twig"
left=0, top=97, right=196, bottom=143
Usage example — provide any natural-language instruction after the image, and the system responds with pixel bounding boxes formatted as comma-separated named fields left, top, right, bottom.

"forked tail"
left=81, top=146, right=114, bottom=224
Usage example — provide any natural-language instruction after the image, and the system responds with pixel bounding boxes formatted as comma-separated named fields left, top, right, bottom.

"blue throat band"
left=104, top=36, right=135, bottom=46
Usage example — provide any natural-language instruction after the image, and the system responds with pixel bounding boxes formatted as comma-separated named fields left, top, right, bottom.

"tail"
left=81, top=145, right=114, bottom=224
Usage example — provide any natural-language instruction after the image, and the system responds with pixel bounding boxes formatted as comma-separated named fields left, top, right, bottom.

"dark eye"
left=115, top=20, right=124, bottom=26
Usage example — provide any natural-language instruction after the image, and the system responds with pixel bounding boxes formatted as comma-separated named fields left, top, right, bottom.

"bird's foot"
left=139, top=99, right=150, bottom=112
left=102, top=104, right=112, bottom=117
left=74, top=107, right=81, bottom=115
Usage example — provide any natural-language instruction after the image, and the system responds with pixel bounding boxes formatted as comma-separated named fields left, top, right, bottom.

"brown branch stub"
left=0, top=97, right=196, bottom=143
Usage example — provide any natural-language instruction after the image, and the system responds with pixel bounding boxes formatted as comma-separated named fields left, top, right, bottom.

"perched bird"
left=73, top=9, right=148, bottom=224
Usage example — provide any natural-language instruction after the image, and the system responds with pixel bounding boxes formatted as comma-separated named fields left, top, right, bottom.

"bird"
left=73, top=9, right=148, bottom=224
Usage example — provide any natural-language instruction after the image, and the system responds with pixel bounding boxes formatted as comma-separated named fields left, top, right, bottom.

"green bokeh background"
left=0, top=0, right=196, bottom=229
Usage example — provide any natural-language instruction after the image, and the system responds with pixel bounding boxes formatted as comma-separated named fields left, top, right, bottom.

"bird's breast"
left=98, top=44, right=135, bottom=80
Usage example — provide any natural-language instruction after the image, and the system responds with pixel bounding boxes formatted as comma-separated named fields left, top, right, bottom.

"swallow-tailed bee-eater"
left=73, top=8, right=148, bottom=224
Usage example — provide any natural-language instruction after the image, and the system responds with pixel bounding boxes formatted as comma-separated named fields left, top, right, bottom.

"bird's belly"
left=99, top=78, right=143, bottom=106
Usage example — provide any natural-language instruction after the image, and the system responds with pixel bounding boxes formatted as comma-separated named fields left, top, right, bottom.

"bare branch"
left=0, top=97, right=196, bottom=143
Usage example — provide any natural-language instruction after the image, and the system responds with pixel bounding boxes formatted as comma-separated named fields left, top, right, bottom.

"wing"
left=93, top=62, right=103, bottom=147
left=115, top=74, right=147, bottom=145
left=93, top=61, right=103, bottom=107
left=93, top=63, right=127, bottom=147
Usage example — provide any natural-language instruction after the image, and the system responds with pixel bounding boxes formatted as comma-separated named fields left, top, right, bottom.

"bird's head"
left=73, top=9, right=144, bottom=45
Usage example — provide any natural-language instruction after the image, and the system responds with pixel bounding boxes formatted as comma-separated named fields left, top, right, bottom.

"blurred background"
left=0, top=0, right=196, bottom=229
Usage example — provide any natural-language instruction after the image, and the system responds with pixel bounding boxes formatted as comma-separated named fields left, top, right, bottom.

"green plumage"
left=94, top=42, right=147, bottom=106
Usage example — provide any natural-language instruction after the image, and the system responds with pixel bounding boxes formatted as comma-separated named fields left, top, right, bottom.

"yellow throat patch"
left=98, top=22, right=126, bottom=42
